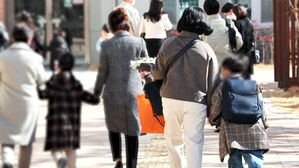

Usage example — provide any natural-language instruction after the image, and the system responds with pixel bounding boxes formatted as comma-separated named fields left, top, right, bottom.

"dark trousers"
left=145, top=39, right=164, bottom=58
left=108, top=131, right=139, bottom=168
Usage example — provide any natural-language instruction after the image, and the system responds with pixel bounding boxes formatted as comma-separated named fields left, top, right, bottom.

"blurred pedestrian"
left=49, top=28, right=69, bottom=71
left=0, top=24, right=45, bottom=168
left=93, top=8, right=148, bottom=168
left=233, top=4, right=255, bottom=79
left=221, top=2, right=236, bottom=20
left=209, top=56, right=269, bottom=167
left=203, top=0, right=243, bottom=65
left=38, top=53, right=99, bottom=168
left=18, top=11, right=44, bottom=55
left=0, top=20, right=9, bottom=52
left=117, top=0, right=140, bottom=36
left=96, top=24, right=113, bottom=53
left=139, top=0, right=173, bottom=58
left=138, top=7, right=218, bottom=168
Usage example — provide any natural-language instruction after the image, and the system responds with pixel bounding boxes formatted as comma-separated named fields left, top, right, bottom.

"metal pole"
left=45, top=0, right=53, bottom=46
left=84, top=0, right=90, bottom=64
left=5, top=0, right=14, bottom=33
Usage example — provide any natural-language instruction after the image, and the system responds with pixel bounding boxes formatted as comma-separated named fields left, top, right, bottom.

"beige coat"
left=0, top=42, right=45, bottom=145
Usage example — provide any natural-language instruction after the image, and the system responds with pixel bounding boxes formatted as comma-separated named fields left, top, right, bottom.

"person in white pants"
left=162, top=98, right=207, bottom=167
left=137, top=7, right=219, bottom=168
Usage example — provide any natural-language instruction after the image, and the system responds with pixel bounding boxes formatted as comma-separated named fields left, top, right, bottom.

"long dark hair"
left=144, top=0, right=165, bottom=22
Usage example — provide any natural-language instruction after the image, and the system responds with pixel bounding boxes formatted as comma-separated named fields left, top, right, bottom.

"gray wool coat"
left=94, top=31, right=148, bottom=136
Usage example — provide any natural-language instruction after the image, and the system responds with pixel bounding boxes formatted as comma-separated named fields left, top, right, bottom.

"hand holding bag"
left=138, top=38, right=199, bottom=133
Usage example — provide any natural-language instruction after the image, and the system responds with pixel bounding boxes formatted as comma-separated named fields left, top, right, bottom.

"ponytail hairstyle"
left=108, top=8, right=130, bottom=33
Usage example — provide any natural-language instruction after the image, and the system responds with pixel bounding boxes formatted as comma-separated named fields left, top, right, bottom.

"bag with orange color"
left=137, top=94, right=165, bottom=134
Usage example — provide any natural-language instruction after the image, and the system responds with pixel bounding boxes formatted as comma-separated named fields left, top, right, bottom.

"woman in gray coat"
left=94, top=8, right=148, bottom=168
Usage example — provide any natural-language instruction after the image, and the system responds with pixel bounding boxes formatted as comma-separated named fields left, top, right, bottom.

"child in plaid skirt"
left=39, top=53, right=99, bottom=168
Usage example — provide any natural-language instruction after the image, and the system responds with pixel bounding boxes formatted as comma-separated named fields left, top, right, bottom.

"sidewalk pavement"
left=7, top=68, right=299, bottom=168
left=139, top=69, right=299, bottom=168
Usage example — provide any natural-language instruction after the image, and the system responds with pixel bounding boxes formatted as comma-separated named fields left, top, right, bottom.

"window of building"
left=15, top=0, right=85, bottom=57
left=261, top=0, right=273, bottom=23
left=178, top=0, right=199, bottom=18
left=15, top=0, right=46, bottom=44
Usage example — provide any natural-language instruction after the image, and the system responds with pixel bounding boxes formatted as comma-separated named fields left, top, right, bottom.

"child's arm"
left=82, top=91, right=100, bottom=105
left=259, top=93, right=269, bottom=129
left=209, top=83, right=223, bottom=126
left=37, top=85, right=50, bottom=99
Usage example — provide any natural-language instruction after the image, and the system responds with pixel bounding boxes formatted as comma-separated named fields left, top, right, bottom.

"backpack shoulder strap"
left=225, top=19, right=232, bottom=28
left=165, top=38, right=199, bottom=75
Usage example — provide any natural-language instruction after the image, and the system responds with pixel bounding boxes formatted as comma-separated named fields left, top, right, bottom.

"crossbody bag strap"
left=165, top=38, right=199, bottom=75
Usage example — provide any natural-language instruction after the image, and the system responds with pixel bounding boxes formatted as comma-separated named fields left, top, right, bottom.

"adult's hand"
left=207, top=118, right=214, bottom=126
left=136, top=63, right=153, bottom=72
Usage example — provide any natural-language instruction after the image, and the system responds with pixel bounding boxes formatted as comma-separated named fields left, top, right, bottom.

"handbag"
left=252, top=49, right=261, bottom=64
left=143, top=38, right=199, bottom=126
left=225, top=19, right=238, bottom=54
left=137, top=94, right=165, bottom=134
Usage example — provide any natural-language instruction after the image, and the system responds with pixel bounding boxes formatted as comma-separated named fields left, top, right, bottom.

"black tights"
left=108, top=131, right=139, bottom=168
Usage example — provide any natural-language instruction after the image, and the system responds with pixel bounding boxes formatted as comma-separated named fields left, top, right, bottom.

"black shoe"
left=115, top=161, right=123, bottom=168
left=57, top=158, right=67, bottom=168
left=2, top=164, right=13, bottom=168
left=214, top=127, right=220, bottom=133
left=127, top=159, right=137, bottom=168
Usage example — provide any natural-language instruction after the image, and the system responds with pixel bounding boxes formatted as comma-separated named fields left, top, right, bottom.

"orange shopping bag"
left=137, top=94, right=165, bottom=134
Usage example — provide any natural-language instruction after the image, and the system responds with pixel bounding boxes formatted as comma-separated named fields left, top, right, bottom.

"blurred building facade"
left=0, top=0, right=273, bottom=65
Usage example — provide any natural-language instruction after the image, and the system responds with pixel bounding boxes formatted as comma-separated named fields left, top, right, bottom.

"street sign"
left=64, top=0, right=73, bottom=7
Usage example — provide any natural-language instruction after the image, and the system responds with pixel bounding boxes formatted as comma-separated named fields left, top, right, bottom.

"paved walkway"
left=139, top=69, right=299, bottom=168
left=5, top=68, right=299, bottom=167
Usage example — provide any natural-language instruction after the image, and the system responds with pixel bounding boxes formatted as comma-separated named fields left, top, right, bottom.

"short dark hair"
left=177, top=7, right=213, bottom=36
left=102, top=24, right=109, bottom=33
left=108, top=8, right=130, bottom=33
left=59, top=53, right=75, bottom=71
left=233, top=4, right=248, bottom=19
left=204, top=0, right=220, bottom=15
left=221, top=3, right=234, bottom=13
left=12, top=24, right=32, bottom=42
left=222, top=56, right=248, bottom=73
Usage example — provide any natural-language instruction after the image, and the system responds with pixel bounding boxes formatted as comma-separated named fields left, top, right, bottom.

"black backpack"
left=225, top=19, right=238, bottom=54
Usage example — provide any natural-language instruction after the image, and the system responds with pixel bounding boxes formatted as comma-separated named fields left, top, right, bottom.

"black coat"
left=49, top=35, right=69, bottom=71
left=39, top=73, right=99, bottom=151
left=235, top=17, right=255, bottom=76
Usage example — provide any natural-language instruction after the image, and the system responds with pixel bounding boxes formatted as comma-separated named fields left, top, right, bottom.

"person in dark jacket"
left=39, top=53, right=99, bottom=168
left=49, top=28, right=69, bottom=71
left=233, top=4, right=255, bottom=78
